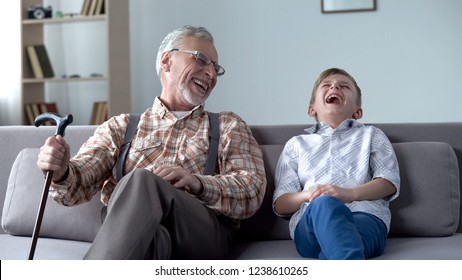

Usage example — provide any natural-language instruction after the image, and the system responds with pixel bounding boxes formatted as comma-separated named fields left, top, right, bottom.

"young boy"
left=273, top=68, right=400, bottom=259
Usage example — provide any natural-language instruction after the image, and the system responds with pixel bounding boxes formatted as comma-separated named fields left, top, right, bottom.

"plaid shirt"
left=50, top=97, right=266, bottom=220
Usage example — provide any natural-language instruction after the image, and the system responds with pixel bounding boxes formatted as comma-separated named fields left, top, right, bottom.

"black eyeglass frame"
left=170, top=48, right=225, bottom=76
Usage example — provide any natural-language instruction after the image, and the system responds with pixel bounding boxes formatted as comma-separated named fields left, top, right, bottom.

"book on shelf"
left=24, top=102, right=59, bottom=125
left=90, top=101, right=108, bottom=125
left=26, top=45, right=54, bottom=79
left=88, top=0, right=98, bottom=15
left=81, top=0, right=92, bottom=15
left=26, top=45, right=44, bottom=79
left=34, top=45, right=54, bottom=78
left=81, top=0, right=105, bottom=16
left=95, top=0, right=105, bottom=15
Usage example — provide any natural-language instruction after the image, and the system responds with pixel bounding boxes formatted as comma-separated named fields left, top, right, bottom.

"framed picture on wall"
left=321, top=0, right=377, bottom=13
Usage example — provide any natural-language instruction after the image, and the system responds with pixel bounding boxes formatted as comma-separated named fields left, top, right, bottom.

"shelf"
left=22, top=15, right=106, bottom=25
left=22, top=76, right=107, bottom=84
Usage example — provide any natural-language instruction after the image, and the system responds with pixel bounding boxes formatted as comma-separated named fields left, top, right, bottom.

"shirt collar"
left=305, top=119, right=363, bottom=135
left=151, top=97, right=204, bottom=120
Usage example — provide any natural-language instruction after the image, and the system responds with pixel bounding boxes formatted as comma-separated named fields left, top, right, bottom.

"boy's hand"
left=309, top=178, right=396, bottom=204
left=308, top=184, right=354, bottom=203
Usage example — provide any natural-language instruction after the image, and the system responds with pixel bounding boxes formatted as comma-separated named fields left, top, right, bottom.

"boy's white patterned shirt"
left=273, top=119, right=400, bottom=239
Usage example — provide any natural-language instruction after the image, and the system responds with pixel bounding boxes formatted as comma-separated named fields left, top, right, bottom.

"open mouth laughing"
left=325, top=93, right=342, bottom=104
left=193, top=78, right=209, bottom=92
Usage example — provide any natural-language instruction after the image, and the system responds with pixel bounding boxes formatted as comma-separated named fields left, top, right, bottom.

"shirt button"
left=179, top=155, right=185, bottom=161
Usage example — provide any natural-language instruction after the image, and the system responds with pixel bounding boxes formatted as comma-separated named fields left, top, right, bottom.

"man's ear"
left=353, top=107, right=363, bottom=119
left=160, top=51, right=171, bottom=73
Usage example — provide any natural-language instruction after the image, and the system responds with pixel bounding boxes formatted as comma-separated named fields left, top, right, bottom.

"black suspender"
left=115, top=114, right=140, bottom=182
left=204, top=112, right=219, bottom=176
left=115, top=112, right=220, bottom=182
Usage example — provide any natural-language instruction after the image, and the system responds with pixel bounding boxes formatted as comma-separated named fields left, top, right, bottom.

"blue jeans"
left=294, top=196, right=387, bottom=260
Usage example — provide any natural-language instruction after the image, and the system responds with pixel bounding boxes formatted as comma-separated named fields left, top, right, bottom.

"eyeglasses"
left=170, top=49, right=225, bottom=76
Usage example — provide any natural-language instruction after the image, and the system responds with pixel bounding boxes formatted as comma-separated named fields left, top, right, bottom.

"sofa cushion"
left=389, top=142, right=460, bottom=237
left=2, top=148, right=104, bottom=242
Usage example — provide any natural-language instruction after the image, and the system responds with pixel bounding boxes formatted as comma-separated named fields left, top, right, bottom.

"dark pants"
left=84, top=168, right=232, bottom=259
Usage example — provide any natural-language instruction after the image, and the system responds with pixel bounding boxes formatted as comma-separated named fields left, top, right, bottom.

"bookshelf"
left=20, top=0, right=131, bottom=124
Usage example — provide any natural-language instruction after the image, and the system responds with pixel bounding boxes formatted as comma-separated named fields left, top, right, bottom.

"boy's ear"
left=160, top=51, right=171, bottom=73
left=353, top=107, right=363, bottom=119
left=308, top=105, right=317, bottom=117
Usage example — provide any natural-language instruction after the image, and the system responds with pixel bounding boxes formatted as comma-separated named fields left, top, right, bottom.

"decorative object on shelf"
left=54, top=10, right=64, bottom=18
left=321, top=0, right=376, bottom=13
left=27, top=5, right=52, bottom=19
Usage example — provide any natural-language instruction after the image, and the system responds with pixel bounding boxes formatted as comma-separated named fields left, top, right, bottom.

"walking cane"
left=28, top=113, right=73, bottom=260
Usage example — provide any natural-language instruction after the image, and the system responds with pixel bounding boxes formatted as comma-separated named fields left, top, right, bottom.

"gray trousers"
left=84, top=168, right=232, bottom=259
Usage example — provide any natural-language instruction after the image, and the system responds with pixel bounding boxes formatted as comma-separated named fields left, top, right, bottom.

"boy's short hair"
left=310, top=68, right=362, bottom=106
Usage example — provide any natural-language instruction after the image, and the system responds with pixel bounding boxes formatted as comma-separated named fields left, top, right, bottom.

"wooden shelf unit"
left=20, top=0, right=131, bottom=124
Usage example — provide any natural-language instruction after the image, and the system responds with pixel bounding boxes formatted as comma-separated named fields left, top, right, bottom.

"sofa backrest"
left=238, top=123, right=462, bottom=241
left=1, top=123, right=461, bottom=241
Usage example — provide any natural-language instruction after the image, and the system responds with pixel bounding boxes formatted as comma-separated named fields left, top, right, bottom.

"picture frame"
left=321, top=0, right=377, bottom=13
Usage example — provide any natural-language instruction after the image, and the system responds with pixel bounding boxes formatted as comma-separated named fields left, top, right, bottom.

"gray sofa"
left=1, top=123, right=461, bottom=260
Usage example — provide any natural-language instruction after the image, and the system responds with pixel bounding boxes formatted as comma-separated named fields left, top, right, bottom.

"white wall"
left=0, top=2, right=21, bottom=125
left=2, top=0, right=461, bottom=125
left=130, top=0, right=462, bottom=125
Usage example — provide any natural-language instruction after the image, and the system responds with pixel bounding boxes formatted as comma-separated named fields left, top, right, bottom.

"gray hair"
left=155, top=25, right=215, bottom=78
